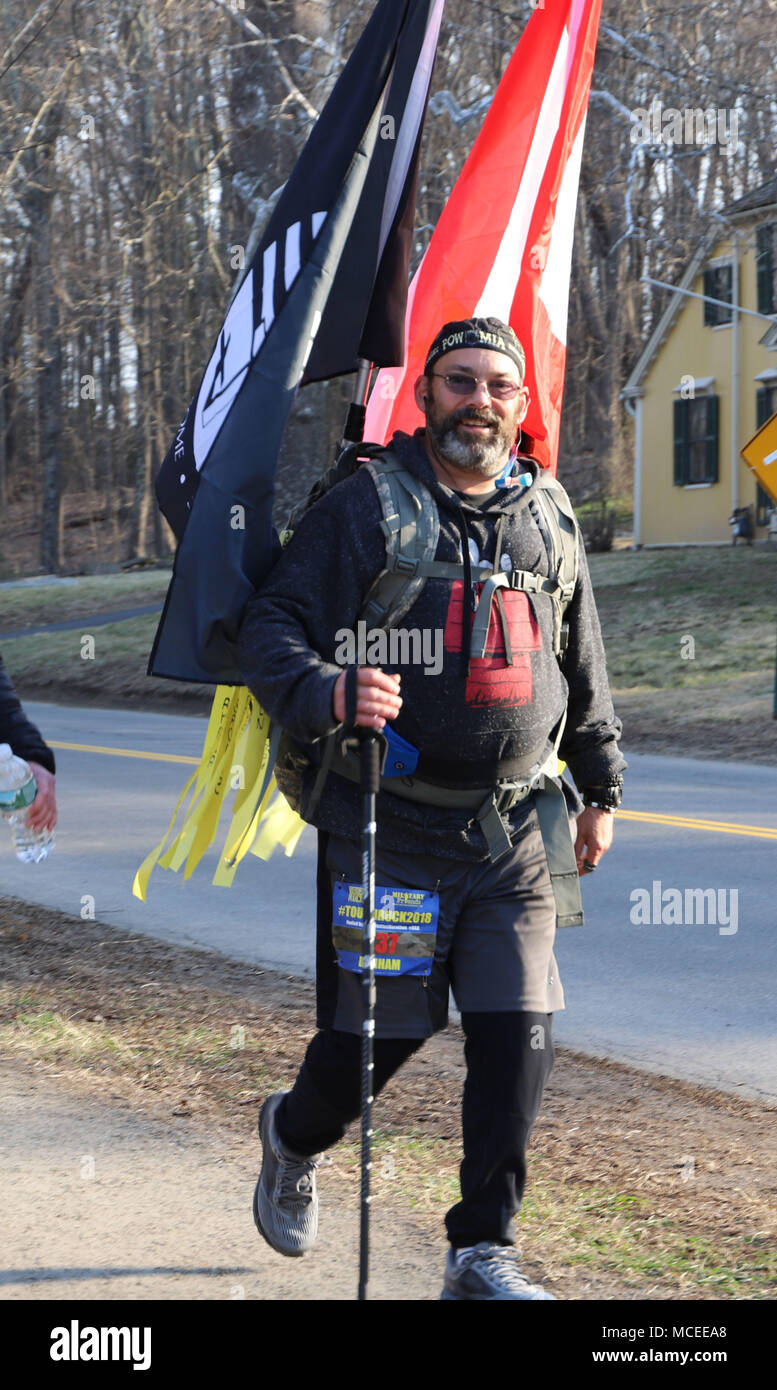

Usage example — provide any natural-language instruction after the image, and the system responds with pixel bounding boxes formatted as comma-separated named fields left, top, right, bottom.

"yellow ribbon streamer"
left=250, top=790, right=307, bottom=860
left=132, top=684, right=305, bottom=901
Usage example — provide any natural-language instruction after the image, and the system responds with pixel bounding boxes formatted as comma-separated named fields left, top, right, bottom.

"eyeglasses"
left=428, top=371, right=525, bottom=400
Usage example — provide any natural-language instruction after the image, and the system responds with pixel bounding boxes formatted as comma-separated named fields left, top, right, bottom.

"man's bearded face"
left=424, top=396, right=517, bottom=474
left=422, top=352, right=526, bottom=477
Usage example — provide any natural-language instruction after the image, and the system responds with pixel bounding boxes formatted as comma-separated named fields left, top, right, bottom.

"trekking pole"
left=337, top=354, right=381, bottom=1300
left=357, top=727, right=381, bottom=1301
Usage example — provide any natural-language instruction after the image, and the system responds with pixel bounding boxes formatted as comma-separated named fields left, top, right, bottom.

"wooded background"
left=2, top=0, right=775, bottom=575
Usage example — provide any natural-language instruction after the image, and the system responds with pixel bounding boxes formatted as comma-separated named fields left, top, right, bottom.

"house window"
left=755, top=382, right=777, bottom=525
left=703, top=264, right=733, bottom=325
left=673, top=395, right=719, bottom=485
left=756, top=224, right=777, bottom=316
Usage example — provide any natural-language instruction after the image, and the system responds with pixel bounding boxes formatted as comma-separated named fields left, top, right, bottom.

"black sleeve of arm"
left=0, top=653, right=56, bottom=774
left=236, top=473, right=385, bottom=745
left=557, top=536, right=626, bottom=791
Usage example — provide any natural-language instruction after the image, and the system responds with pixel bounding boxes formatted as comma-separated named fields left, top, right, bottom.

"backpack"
left=275, top=443, right=579, bottom=819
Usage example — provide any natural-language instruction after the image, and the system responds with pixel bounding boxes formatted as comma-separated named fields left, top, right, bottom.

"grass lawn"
left=586, top=546, right=777, bottom=759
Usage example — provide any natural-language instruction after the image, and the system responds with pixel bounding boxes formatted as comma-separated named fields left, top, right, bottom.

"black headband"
left=424, top=316, right=526, bottom=378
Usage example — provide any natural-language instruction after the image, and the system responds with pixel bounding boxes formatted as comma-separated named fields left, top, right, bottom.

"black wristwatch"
left=581, top=777, right=623, bottom=812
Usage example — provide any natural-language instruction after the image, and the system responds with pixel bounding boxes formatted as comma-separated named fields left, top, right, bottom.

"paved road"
left=3, top=700, right=776, bottom=1104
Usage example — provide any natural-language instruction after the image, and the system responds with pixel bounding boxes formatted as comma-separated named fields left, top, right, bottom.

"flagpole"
left=340, top=356, right=374, bottom=449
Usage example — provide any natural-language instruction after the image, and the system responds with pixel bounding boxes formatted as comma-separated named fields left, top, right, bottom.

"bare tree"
left=1, top=0, right=776, bottom=576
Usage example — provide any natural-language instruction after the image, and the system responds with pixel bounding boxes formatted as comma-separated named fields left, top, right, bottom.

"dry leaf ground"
left=2, top=894, right=775, bottom=1302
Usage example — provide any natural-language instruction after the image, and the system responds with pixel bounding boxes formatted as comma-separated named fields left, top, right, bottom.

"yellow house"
left=622, top=175, right=777, bottom=545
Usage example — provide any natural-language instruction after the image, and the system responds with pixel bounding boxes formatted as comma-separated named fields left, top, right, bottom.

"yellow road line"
left=49, top=740, right=777, bottom=840
left=618, top=809, right=777, bottom=840
left=49, top=740, right=199, bottom=766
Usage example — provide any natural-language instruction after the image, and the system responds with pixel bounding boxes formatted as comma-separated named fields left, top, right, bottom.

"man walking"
left=237, top=316, right=625, bottom=1300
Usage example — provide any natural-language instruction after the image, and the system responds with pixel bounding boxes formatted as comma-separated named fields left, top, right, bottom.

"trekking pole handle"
left=358, top=727, right=382, bottom=795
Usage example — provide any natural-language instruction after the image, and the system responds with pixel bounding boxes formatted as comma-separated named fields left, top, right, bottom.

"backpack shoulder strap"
left=530, top=471, right=580, bottom=656
left=360, top=451, right=465, bottom=630
left=305, top=448, right=447, bottom=821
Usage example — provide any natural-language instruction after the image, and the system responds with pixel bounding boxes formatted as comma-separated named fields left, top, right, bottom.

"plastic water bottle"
left=0, top=742, right=55, bottom=862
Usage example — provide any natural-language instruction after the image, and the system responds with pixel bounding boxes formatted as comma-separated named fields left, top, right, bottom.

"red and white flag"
left=365, top=0, right=602, bottom=474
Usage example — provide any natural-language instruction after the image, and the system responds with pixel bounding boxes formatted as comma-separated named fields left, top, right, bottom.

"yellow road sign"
left=741, top=409, right=777, bottom=505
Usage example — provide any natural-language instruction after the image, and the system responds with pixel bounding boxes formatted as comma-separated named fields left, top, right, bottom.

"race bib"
left=332, top=882, right=439, bottom=977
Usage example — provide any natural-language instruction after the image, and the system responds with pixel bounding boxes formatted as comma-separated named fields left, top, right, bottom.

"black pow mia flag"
left=148, top=0, right=445, bottom=685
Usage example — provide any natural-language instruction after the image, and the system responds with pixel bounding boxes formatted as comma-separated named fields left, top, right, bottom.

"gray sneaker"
left=253, top=1092, right=323, bottom=1257
left=440, top=1243, right=557, bottom=1300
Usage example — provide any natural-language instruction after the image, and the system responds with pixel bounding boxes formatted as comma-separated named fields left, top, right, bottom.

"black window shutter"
left=756, top=384, right=770, bottom=428
left=756, top=226, right=774, bottom=316
left=719, top=264, right=733, bottom=314
left=673, top=399, right=687, bottom=485
left=705, top=395, right=719, bottom=483
left=703, top=265, right=733, bottom=325
left=703, top=269, right=716, bottom=326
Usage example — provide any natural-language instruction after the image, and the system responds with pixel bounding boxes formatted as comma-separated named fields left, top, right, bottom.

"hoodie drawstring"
left=453, top=506, right=475, bottom=676
left=454, top=505, right=516, bottom=675
left=491, top=513, right=514, bottom=664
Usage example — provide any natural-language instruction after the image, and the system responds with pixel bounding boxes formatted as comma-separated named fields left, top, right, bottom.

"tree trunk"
left=0, top=242, right=33, bottom=507
left=38, top=214, right=64, bottom=572
left=128, top=0, right=157, bottom=561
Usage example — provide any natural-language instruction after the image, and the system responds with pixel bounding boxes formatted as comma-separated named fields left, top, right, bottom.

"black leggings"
left=275, top=1010, right=554, bottom=1247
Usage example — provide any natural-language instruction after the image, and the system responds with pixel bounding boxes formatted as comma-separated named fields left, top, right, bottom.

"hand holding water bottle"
left=24, top=761, right=57, bottom=834
left=0, top=743, right=56, bottom=862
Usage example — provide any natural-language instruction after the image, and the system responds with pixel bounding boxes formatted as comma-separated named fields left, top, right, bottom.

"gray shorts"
left=318, top=824, right=565, bottom=1039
